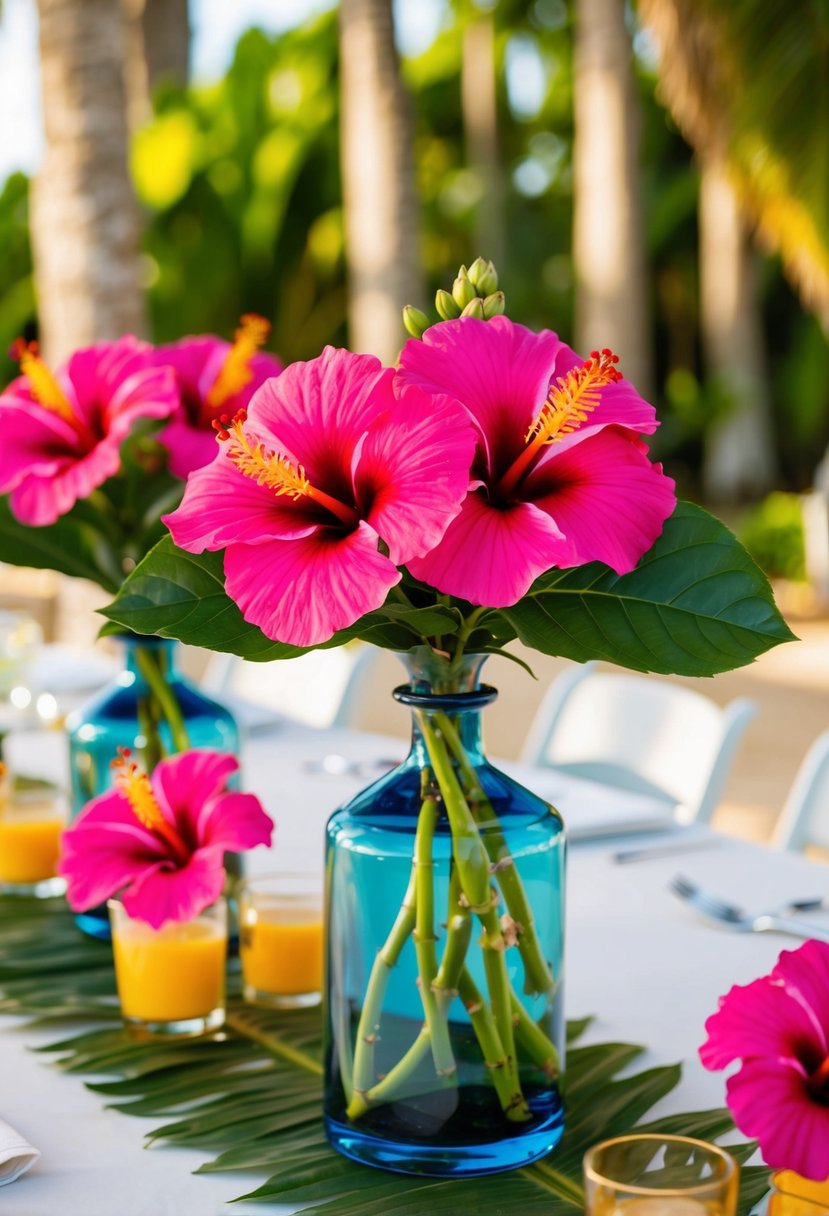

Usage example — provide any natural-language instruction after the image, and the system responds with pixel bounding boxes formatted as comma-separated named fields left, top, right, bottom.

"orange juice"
left=0, top=802, right=64, bottom=883
left=112, top=915, right=227, bottom=1022
left=241, top=904, right=323, bottom=997
left=770, top=1173, right=829, bottom=1216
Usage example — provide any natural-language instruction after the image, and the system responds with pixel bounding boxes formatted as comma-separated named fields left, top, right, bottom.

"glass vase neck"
left=395, top=646, right=489, bottom=697
left=119, top=636, right=178, bottom=678
left=393, top=648, right=496, bottom=764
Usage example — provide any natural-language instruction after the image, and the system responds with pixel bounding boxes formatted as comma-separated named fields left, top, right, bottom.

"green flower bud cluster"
left=402, top=257, right=506, bottom=340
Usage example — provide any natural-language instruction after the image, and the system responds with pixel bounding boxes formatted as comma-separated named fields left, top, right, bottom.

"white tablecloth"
left=3, top=722, right=828, bottom=1214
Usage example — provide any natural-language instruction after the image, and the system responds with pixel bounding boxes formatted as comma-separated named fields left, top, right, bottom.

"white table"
left=2, top=722, right=828, bottom=1214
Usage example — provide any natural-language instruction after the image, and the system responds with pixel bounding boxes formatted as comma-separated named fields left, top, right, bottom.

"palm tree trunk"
left=573, top=0, right=652, bottom=397
left=461, top=12, right=505, bottom=269
left=339, top=0, right=424, bottom=364
left=31, top=0, right=147, bottom=363
left=700, top=157, right=777, bottom=499
left=122, top=0, right=190, bottom=132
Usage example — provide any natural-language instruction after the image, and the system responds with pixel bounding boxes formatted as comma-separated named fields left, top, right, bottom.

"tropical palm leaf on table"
left=0, top=896, right=769, bottom=1214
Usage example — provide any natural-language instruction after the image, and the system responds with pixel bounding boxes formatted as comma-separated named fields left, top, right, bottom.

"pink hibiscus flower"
left=163, top=345, right=477, bottom=648
left=396, top=316, right=677, bottom=607
left=700, top=939, right=829, bottom=1180
left=156, top=314, right=283, bottom=478
left=59, top=749, right=274, bottom=929
left=0, top=337, right=178, bottom=526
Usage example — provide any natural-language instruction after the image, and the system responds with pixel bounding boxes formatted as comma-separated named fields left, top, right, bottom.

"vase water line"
left=66, top=636, right=240, bottom=939
left=324, top=651, right=566, bottom=1176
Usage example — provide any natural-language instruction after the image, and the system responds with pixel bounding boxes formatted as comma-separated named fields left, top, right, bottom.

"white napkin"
left=0, top=1119, right=40, bottom=1185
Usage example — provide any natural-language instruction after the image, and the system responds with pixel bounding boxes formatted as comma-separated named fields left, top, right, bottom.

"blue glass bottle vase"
left=324, top=650, right=565, bottom=1177
left=66, top=635, right=239, bottom=939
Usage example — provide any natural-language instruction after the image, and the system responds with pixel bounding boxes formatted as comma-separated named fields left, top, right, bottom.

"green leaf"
left=502, top=501, right=796, bottom=676
left=0, top=896, right=769, bottom=1216
left=0, top=496, right=122, bottom=593
left=101, top=537, right=460, bottom=657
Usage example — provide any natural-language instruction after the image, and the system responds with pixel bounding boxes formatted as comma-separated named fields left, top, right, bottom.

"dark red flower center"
left=808, top=1055, right=829, bottom=1103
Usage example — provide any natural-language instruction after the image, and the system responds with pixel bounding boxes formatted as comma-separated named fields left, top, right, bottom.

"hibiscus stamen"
left=10, top=338, right=78, bottom=429
left=206, top=314, right=271, bottom=409
left=112, top=749, right=190, bottom=864
left=496, top=349, right=623, bottom=498
left=216, top=409, right=360, bottom=528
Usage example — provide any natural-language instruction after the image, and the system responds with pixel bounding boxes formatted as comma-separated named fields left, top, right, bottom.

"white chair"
left=771, top=729, right=829, bottom=852
left=201, top=643, right=382, bottom=730
left=519, top=662, right=757, bottom=824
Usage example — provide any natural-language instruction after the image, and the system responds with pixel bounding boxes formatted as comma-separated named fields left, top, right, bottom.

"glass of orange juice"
left=0, top=779, right=67, bottom=897
left=239, top=872, right=323, bottom=1009
left=108, top=896, right=227, bottom=1037
left=769, top=1172, right=829, bottom=1215
left=583, top=1134, right=739, bottom=1216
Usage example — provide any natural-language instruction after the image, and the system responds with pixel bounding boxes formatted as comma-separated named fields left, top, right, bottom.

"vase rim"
left=392, top=683, right=498, bottom=710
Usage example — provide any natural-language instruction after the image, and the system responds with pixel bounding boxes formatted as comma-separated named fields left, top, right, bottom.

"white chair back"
left=772, top=729, right=829, bottom=852
left=521, top=664, right=757, bottom=824
left=201, top=644, right=377, bottom=729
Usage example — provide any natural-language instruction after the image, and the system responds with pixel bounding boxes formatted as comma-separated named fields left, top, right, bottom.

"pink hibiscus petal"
left=198, top=791, right=274, bottom=852
left=245, top=347, right=391, bottom=491
left=355, top=380, right=476, bottom=564
left=156, top=337, right=283, bottom=477
left=150, top=750, right=239, bottom=840
left=398, top=316, right=565, bottom=475
left=58, top=791, right=169, bottom=911
left=10, top=438, right=124, bottom=526
left=0, top=395, right=81, bottom=494
left=523, top=428, right=676, bottom=574
left=725, top=1058, right=829, bottom=1179
left=163, top=453, right=321, bottom=550
left=700, top=974, right=825, bottom=1069
left=772, top=940, right=829, bottom=1056
left=224, top=522, right=401, bottom=646
left=122, top=847, right=227, bottom=930
left=407, top=489, right=565, bottom=607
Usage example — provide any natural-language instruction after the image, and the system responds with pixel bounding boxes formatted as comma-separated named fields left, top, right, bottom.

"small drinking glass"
left=239, top=872, right=323, bottom=1008
left=584, top=1133, right=739, bottom=1216
left=0, top=786, right=67, bottom=897
left=769, top=1172, right=829, bottom=1215
left=108, top=896, right=227, bottom=1037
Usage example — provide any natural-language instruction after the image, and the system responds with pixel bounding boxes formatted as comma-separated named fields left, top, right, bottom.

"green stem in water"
left=413, top=771, right=457, bottom=1084
left=510, top=993, right=560, bottom=1080
left=458, top=968, right=530, bottom=1122
left=136, top=693, right=163, bottom=772
left=134, top=646, right=190, bottom=754
left=346, top=861, right=417, bottom=1120
left=417, top=711, right=524, bottom=1109
left=360, top=863, right=474, bottom=1112
left=436, top=710, right=555, bottom=998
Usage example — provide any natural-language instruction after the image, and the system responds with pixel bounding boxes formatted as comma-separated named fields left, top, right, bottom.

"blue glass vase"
left=324, top=650, right=565, bottom=1177
left=66, top=635, right=240, bottom=939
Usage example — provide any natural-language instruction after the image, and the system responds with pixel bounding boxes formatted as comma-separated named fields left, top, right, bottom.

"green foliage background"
left=0, top=3, right=826, bottom=495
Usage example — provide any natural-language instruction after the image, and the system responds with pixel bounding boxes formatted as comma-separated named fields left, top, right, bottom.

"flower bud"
left=452, top=270, right=477, bottom=310
left=477, top=261, right=499, bottom=296
left=467, top=256, right=487, bottom=287
left=461, top=296, right=486, bottom=319
left=402, top=305, right=430, bottom=340
left=482, top=291, right=505, bottom=319
left=435, top=289, right=461, bottom=320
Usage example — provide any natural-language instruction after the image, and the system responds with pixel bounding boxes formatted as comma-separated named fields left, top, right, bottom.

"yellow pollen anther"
left=221, top=413, right=311, bottom=500
left=526, top=348, right=622, bottom=447
left=114, top=756, right=167, bottom=833
left=207, top=314, right=271, bottom=409
left=11, top=339, right=76, bottom=426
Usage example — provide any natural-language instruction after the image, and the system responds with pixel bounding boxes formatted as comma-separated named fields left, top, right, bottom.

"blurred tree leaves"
left=0, top=3, right=825, bottom=493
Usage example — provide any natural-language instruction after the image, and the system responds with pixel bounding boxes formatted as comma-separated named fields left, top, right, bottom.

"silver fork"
left=670, top=875, right=829, bottom=942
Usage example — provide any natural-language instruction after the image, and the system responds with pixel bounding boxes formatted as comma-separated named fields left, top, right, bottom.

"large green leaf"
left=0, top=496, right=123, bottom=593
left=101, top=537, right=462, bottom=657
left=0, top=896, right=768, bottom=1215
left=502, top=501, right=796, bottom=676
